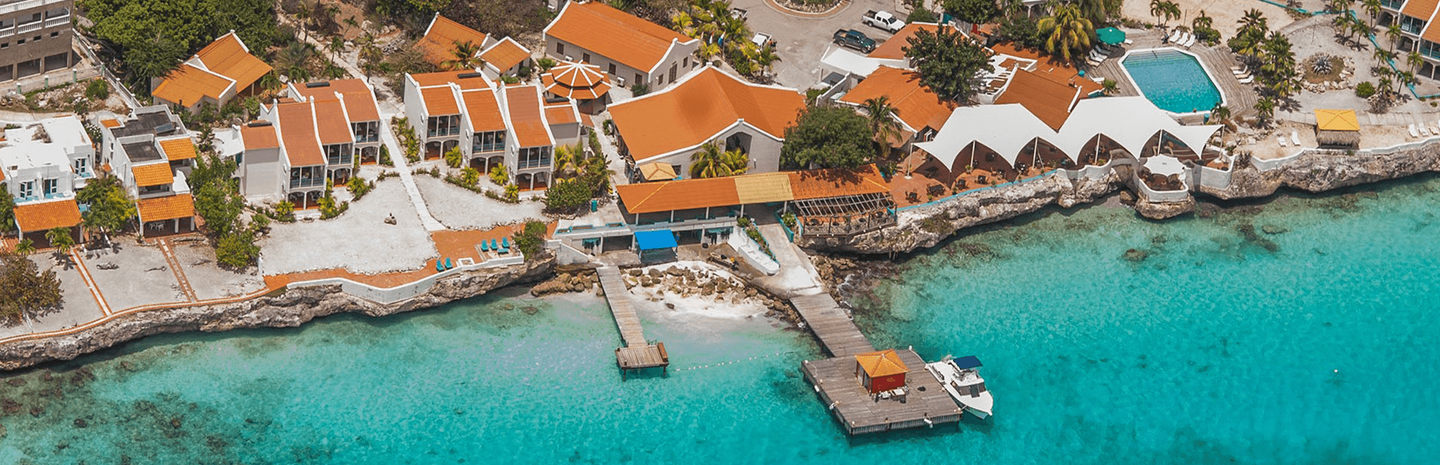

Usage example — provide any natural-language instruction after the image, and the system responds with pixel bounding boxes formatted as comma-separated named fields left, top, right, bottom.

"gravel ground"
left=171, top=239, right=266, bottom=300
left=412, top=174, right=548, bottom=231
left=260, top=179, right=437, bottom=275
left=86, top=243, right=187, bottom=311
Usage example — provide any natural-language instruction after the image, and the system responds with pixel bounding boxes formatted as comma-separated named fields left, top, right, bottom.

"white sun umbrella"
left=1144, top=154, right=1186, bottom=176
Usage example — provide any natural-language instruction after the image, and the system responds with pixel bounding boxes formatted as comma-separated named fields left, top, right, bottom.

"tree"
left=862, top=96, right=902, bottom=161
left=1038, top=4, right=1095, bottom=63
left=999, top=16, right=1046, bottom=50
left=1254, top=96, right=1276, bottom=126
left=0, top=250, right=63, bottom=323
left=84, top=0, right=279, bottom=93
left=511, top=220, right=548, bottom=260
left=1149, top=0, right=1180, bottom=27
left=905, top=27, right=991, bottom=102
left=444, top=146, right=464, bottom=168
left=689, top=141, right=747, bottom=179
left=14, top=239, right=35, bottom=255
left=1386, top=24, right=1403, bottom=54
left=46, top=227, right=74, bottom=257
left=1230, top=9, right=1270, bottom=60
left=720, top=148, right=749, bottom=176
left=1260, top=32, right=1299, bottom=97
left=943, top=0, right=1000, bottom=24
left=76, top=176, right=136, bottom=240
left=1410, top=51, right=1425, bottom=73
left=192, top=152, right=245, bottom=237
left=1193, top=11, right=1220, bottom=44
left=215, top=232, right=260, bottom=269
left=1075, top=0, right=1107, bottom=25
left=1362, top=0, right=1381, bottom=24
left=440, top=40, right=486, bottom=71
left=0, top=186, right=13, bottom=233
left=1102, top=78, right=1118, bottom=95
left=1327, top=0, right=1353, bottom=13
left=780, top=106, right=874, bottom=170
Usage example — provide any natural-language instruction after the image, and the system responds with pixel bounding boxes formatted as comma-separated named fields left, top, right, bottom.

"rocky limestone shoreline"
left=0, top=257, right=555, bottom=371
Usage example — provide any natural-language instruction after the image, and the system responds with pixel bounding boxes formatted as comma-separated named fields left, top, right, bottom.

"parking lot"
left=732, top=0, right=909, bottom=89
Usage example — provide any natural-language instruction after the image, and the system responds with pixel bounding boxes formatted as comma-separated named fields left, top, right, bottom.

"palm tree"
left=1075, top=0, right=1106, bottom=24
left=1349, top=16, right=1374, bottom=43
left=1149, top=0, right=1166, bottom=26
left=441, top=41, right=485, bottom=71
left=1193, top=10, right=1214, bottom=36
left=1238, top=9, right=1268, bottom=32
left=328, top=36, right=346, bottom=59
left=1209, top=103, right=1231, bottom=132
left=1101, top=78, right=1118, bottom=95
left=14, top=238, right=35, bottom=255
left=1410, top=51, right=1424, bottom=73
left=1039, top=4, right=1094, bottom=63
left=1379, top=74, right=1394, bottom=93
left=698, top=43, right=721, bottom=62
left=1386, top=24, right=1404, bottom=54
left=862, top=96, right=902, bottom=160
left=753, top=44, right=781, bottom=75
left=1399, top=70, right=1416, bottom=85
left=1362, top=0, right=1382, bottom=24
left=46, top=227, right=73, bottom=259
left=1327, top=0, right=1353, bottom=13
left=690, top=141, right=736, bottom=179
left=1374, top=48, right=1395, bottom=67
left=671, top=11, right=696, bottom=37
left=553, top=144, right=582, bottom=179
left=1254, top=96, right=1276, bottom=126
left=720, top=148, right=749, bottom=176
left=1332, top=13, right=1354, bottom=41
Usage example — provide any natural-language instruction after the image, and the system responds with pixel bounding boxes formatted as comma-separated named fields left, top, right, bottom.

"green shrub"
left=216, top=231, right=259, bottom=269
left=907, top=7, right=937, bottom=23
left=444, top=146, right=464, bottom=168
left=347, top=176, right=372, bottom=200
left=504, top=183, right=519, bottom=202
left=379, top=145, right=393, bottom=166
left=1355, top=81, right=1376, bottom=98
left=460, top=167, right=480, bottom=186
left=84, top=79, right=109, bottom=101
left=274, top=200, right=295, bottom=221
left=588, top=130, right=602, bottom=157
left=781, top=212, right=797, bottom=231
left=512, top=220, right=549, bottom=260
left=250, top=212, right=270, bottom=231
left=542, top=177, right=593, bottom=212
left=489, top=164, right=510, bottom=185
left=737, top=216, right=751, bottom=228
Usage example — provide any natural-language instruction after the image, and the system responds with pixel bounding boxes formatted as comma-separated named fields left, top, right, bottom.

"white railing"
left=1252, top=137, right=1440, bottom=171
left=286, top=256, right=525, bottom=304
left=1134, top=176, right=1191, bottom=202
left=728, top=227, right=779, bottom=275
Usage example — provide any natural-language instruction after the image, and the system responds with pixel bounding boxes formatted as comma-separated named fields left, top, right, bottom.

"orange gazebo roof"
left=540, top=61, right=612, bottom=100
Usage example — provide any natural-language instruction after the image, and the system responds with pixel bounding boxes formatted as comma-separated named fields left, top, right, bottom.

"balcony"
left=289, top=178, right=324, bottom=189
left=516, top=158, right=552, bottom=170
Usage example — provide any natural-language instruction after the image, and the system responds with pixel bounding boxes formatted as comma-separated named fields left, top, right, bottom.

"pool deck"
left=1087, top=30, right=1258, bottom=123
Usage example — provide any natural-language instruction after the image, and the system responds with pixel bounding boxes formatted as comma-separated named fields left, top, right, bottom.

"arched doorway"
left=331, top=168, right=352, bottom=185
left=425, top=141, right=443, bottom=159
left=533, top=171, right=550, bottom=190
left=517, top=173, right=533, bottom=190
left=360, top=146, right=378, bottom=164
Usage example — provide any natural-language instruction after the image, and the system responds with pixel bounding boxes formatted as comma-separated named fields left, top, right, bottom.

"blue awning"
left=954, top=355, right=982, bottom=369
left=635, top=230, right=678, bottom=251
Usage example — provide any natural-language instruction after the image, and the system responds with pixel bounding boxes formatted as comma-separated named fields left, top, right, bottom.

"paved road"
left=732, top=0, right=909, bottom=89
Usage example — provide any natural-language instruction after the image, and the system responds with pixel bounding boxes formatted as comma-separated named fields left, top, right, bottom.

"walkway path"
left=596, top=267, right=668, bottom=371
left=378, top=110, right=447, bottom=232
left=157, top=239, right=198, bottom=302
left=69, top=250, right=111, bottom=316
left=755, top=223, right=823, bottom=297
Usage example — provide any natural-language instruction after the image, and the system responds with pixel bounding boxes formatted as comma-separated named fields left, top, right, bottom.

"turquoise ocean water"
left=2, top=176, right=1439, bottom=464
left=1122, top=48, right=1224, bottom=114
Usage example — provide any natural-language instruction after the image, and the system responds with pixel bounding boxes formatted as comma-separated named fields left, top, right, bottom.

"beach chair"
left=1277, top=135, right=1287, bottom=147
left=1237, top=76, right=1254, bottom=84
left=445, top=258, right=453, bottom=270
left=1182, top=34, right=1196, bottom=48
left=1167, top=30, right=1183, bottom=43
left=1424, top=125, right=1434, bottom=137
left=1124, top=39, right=1133, bottom=45
left=1290, top=130, right=1301, bottom=146
left=436, top=260, right=445, bottom=272
left=501, top=237, right=511, bottom=253
left=481, top=240, right=490, bottom=252
left=1409, top=124, right=1420, bottom=138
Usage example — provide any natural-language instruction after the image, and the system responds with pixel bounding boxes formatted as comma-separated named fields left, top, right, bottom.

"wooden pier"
left=790, top=292, right=964, bottom=435
left=596, top=267, right=668, bottom=374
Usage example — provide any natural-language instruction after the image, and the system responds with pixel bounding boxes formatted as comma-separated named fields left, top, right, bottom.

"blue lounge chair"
left=445, top=258, right=453, bottom=269
left=436, top=260, right=444, bottom=272
left=491, top=239, right=499, bottom=251
left=502, top=237, right=510, bottom=249
left=481, top=240, right=490, bottom=252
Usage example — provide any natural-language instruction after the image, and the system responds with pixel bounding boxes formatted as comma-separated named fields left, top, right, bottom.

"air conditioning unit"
left=564, top=56, right=573, bottom=62
left=617, top=77, right=626, bottom=87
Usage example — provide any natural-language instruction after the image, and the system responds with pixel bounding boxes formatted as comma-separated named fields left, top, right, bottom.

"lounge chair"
left=445, top=258, right=453, bottom=270
left=1182, top=34, right=1196, bottom=48
left=502, top=237, right=510, bottom=249
left=1422, top=125, right=1432, bottom=137
left=1237, top=76, right=1254, bottom=84
left=1278, top=135, right=1287, bottom=147
left=1167, top=30, right=1183, bottom=43
left=1124, top=39, right=1133, bottom=45
left=1409, top=124, right=1420, bottom=138
left=481, top=240, right=490, bottom=252
left=1231, top=64, right=1246, bottom=72
left=1290, top=130, right=1301, bottom=146
left=491, top=239, right=500, bottom=251
left=436, top=260, right=445, bottom=272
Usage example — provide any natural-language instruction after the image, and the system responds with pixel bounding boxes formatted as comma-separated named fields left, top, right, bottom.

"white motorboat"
left=925, top=355, right=993, bottom=419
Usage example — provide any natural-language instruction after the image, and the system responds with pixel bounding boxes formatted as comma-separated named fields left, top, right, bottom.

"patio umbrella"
left=1096, top=27, right=1126, bottom=46
left=540, top=61, right=613, bottom=101
left=1144, top=155, right=1185, bottom=176
left=639, top=162, right=677, bottom=182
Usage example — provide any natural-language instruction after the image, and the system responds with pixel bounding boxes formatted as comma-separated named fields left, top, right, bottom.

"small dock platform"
left=790, top=292, right=963, bottom=435
left=597, top=267, right=668, bottom=375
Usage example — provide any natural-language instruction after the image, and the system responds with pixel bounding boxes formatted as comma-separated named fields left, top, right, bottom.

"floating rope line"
left=672, top=351, right=802, bottom=372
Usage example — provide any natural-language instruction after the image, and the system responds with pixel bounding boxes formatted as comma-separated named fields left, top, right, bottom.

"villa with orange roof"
left=98, top=106, right=197, bottom=236
left=479, top=37, right=533, bottom=79
left=837, top=66, right=956, bottom=152
left=1380, top=0, right=1440, bottom=80
left=403, top=70, right=492, bottom=160
left=151, top=31, right=272, bottom=113
left=231, top=96, right=357, bottom=207
left=1, top=116, right=95, bottom=244
left=418, top=14, right=492, bottom=67
left=287, top=79, right=383, bottom=164
left=607, top=66, right=805, bottom=179
left=543, top=0, right=699, bottom=91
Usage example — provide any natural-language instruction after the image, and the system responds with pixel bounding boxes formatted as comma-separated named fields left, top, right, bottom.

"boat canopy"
left=954, top=355, right=982, bottom=369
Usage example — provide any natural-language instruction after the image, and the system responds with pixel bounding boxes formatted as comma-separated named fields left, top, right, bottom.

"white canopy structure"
left=916, top=96, right=1222, bottom=169
left=1144, top=155, right=1185, bottom=176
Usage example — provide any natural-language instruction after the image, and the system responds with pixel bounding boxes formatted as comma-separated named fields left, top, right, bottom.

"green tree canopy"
left=83, top=0, right=279, bottom=89
left=780, top=106, right=873, bottom=170
left=0, top=184, right=14, bottom=233
left=904, top=27, right=991, bottom=102
left=1038, top=4, right=1095, bottom=63
left=0, top=250, right=63, bottom=323
left=943, top=0, right=1000, bottom=24
left=77, top=176, right=136, bottom=238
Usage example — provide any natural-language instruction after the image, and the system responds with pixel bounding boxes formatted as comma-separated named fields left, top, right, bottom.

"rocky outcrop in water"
left=0, top=257, right=555, bottom=371
left=798, top=172, right=1124, bottom=255
left=1134, top=196, right=1196, bottom=220
left=1202, top=147, right=1440, bottom=199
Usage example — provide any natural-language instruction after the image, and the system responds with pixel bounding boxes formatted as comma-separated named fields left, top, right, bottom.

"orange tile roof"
left=855, top=349, right=908, bottom=378
left=1402, top=0, right=1439, bottom=18
left=615, top=164, right=889, bottom=214
left=608, top=67, right=804, bottom=159
left=419, top=15, right=489, bottom=66
left=839, top=66, right=955, bottom=134
left=462, top=90, right=506, bottom=132
left=157, top=137, right=197, bottom=161
left=137, top=193, right=195, bottom=222
left=194, top=32, right=272, bottom=91
left=504, top=86, right=551, bottom=148
left=241, top=122, right=280, bottom=150
left=616, top=176, right=741, bottom=214
left=292, top=79, right=381, bottom=122
left=995, top=69, right=1081, bottom=130
left=481, top=37, right=531, bottom=72
left=988, top=41, right=1101, bottom=97
left=787, top=164, right=890, bottom=200
left=545, top=1, right=696, bottom=72
left=0, top=169, right=5, bottom=182
left=544, top=103, right=578, bottom=125
left=12, top=199, right=81, bottom=232
left=869, top=23, right=953, bottom=60
left=152, top=64, right=234, bottom=107
left=312, top=98, right=353, bottom=145
left=410, top=70, right=492, bottom=90
left=276, top=102, right=326, bottom=167
left=131, top=162, right=175, bottom=187
left=421, top=86, right=461, bottom=116
left=99, top=118, right=121, bottom=128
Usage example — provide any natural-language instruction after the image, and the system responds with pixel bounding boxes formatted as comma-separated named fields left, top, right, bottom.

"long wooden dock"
left=789, top=292, right=964, bottom=435
left=596, top=267, right=668, bottom=374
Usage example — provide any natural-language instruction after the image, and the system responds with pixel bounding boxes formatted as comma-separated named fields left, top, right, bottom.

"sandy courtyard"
left=1120, top=0, right=1300, bottom=39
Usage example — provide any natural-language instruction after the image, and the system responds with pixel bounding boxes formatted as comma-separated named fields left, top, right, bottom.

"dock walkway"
left=596, top=267, right=668, bottom=372
left=789, top=293, right=873, bottom=357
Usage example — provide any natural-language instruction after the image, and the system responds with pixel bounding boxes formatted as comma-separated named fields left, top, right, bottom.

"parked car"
left=862, top=10, right=905, bottom=33
left=833, top=29, right=877, bottom=53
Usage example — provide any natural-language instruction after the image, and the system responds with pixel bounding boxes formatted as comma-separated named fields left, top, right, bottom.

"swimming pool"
left=1120, top=48, right=1225, bottom=115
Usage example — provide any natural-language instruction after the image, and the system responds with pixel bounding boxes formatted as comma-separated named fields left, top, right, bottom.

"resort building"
left=1377, top=0, right=1440, bottom=80
left=0, top=116, right=90, bottom=244
left=151, top=31, right=272, bottom=113
left=543, top=0, right=700, bottom=91
left=818, top=23, right=952, bottom=85
left=479, top=37, right=533, bottom=79
left=403, top=70, right=581, bottom=190
left=607, top=66, right=805, bottom=179
left=99, top=106, right=197, bottom=235
left=418, top=14, right=491, bottom=67
left=286, top=79, right=383, bottom=165
left=0, top=0, right=76, bottom=82
left=234, top=96, right=356, bottom=206
left=836, top=66, right=956, bottom=152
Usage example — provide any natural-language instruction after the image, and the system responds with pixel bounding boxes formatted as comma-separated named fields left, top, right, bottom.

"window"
left=517, top=146, right=552, bottom=169
left=18, top=181, right=34, bottom=198
left=635, top=74, right=643, bottom=86
left=73, top=157, right=89, bottom=176
left=1, top=43, right=7, bottom=49
left=582, top=53, right=590, bottom=63
left=557, top=43, right=564, bottom=55
left=50, top=31, right=58, bottom=38
left=608, top=63, right=616, bottom=75
left=33, top=35, right=40, bottom=42
left=683, top=57, right=689, bottom=68
left=325, top=144, right=352, bottom=165
left=474, top=130, right=505, bottom=153
left=17, top=38, right=25, bottom=45
left=42, top=178, right=57, bottom=196
left=669, top=64, right=677, bottom=82
left=0, top=19, right=14, bottom=29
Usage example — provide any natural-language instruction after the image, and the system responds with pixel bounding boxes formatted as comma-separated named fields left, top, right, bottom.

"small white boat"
left=925, top=355, right=993, bottom=419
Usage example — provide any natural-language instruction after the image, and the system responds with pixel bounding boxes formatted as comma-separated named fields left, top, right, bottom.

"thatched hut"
left=1314, top=109, right=1360, bottom=148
